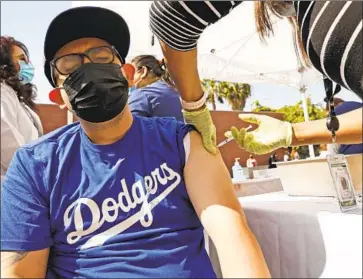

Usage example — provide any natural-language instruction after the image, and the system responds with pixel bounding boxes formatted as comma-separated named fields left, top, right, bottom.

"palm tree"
left=218, top=82, right=251, bottom=111
left=201, top=79, right=252, bottom=111
left=201, top=79, right=218, bottom=110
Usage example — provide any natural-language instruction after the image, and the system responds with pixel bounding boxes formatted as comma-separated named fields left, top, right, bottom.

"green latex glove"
left=226, top=114, right=293, bottom=155
left=183, top=106, right=217, bottom=155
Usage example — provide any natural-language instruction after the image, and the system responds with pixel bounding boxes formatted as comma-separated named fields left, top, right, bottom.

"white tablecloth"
left=207, top=192, right=362, bottom=278
left=233, top=177, right=283, bottom=197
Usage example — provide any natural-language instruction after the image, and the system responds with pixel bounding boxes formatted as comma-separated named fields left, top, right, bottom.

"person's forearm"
left=203, top=206, right=271, bottom=278
left=292, top=108, right=362, bottom=145
left=159, top=41, right=203, bottom=102
left=214, top=223, right=271, bottom=278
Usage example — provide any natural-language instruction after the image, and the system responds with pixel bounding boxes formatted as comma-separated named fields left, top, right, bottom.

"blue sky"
left=1, top=1, right=361, bottom=110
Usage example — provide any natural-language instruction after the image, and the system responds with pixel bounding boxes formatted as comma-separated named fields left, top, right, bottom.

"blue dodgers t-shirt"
left=1, top=116, right=215, bottom=278
left=128, top=80, right=184, bottom=122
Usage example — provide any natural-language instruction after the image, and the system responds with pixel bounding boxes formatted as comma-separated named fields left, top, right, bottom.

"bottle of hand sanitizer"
left=232, top=158, right=245, bottom=181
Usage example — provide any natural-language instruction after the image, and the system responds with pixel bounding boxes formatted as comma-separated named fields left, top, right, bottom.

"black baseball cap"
left=44, top=6, right=130, bottom=87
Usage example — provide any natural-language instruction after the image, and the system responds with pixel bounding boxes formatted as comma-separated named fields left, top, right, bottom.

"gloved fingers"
left=243, top=133, right=277, bottom=155
left=209, top=124, right=217, bottom=145
left=211, top=127, right=217, bottom=145
left=242, top=132, right=259, bottom=153
left=243, top=140, right=265, bottom=155
left=237, top=128, right=247, bottom=144
left=202, top=134, right=218, bottom=155
left=201, top=123, right=218, bottom=155
left=205, top=144, right=218, bottom=155
left=230, top=126, right=239, bottom=141
left=238, top=113, right=264, bottom=125
left=182, top=107, right=218, bottom=155
left=229, top=126, right=247, bottom=148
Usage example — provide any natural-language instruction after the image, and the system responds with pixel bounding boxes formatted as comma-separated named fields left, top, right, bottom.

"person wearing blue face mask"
left=128, top=55, right=184, bottom=122
left=18, top=60, right=35, bottom=85
left=0, top=36, right=43, bottom=184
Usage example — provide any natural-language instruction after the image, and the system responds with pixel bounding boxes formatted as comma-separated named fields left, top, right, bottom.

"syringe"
left=217, top=125, right=252, bottom=148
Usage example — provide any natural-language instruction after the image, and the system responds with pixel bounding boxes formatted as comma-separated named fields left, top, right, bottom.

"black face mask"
left=63, top=63, right=129, bottom=123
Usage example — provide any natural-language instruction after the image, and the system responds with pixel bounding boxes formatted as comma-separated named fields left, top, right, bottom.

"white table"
left=207, top=192, right=362, bottom=278
left=233, top=177, right=283, bottom=197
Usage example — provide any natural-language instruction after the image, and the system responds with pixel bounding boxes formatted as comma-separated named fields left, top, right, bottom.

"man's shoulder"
left=21, top=122, right=81, bottom=153
left=6, top=123, right=82, bottom=190
left=135, top=115, right=195, bottom=140
left=136, top=115, right=189, bottom=129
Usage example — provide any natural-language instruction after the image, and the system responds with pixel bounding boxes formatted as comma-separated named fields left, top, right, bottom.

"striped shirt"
left=149, top=1, right=363, bottom=99
left=149, top=1, right=243, bottom=51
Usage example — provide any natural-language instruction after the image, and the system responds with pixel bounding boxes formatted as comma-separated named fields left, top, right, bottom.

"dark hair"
left=254, top=1, right=312, bottom=68
left=131, top=55, right=175, bottom=88
left=0, top=36, right=37, bottom=110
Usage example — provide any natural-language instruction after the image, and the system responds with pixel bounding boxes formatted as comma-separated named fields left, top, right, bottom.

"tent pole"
left=300, top=86, right=315, bottom=158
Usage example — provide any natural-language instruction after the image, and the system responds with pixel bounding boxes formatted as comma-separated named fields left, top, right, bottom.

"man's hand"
left=226, top=113, right=293, bottom=155
left=183, top=106, right=217, bottom=155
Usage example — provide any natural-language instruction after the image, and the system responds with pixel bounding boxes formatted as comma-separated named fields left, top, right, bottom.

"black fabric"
left=44, top=6, right=130, bottom=87
left=296, top=1, right=363, bottom=99
left=149, top=1, right=242, bottom=51
left=63, top=63, right=129, bottom=123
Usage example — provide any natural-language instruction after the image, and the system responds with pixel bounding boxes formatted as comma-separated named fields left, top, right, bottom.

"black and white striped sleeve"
left=149, top=1, right=243, bottom=51
left=296, top=1, right=363, bottom=98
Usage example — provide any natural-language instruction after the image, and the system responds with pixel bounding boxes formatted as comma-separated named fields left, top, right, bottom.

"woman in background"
left=128, top=55, right=183, bottom=122
left=0, top=36, right=43, bottom=183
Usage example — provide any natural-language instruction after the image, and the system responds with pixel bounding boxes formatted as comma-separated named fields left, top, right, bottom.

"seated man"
left=0, top=7, right=270, bottom=279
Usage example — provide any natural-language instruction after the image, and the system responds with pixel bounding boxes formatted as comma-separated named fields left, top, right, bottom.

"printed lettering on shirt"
left=63, top=162, right=181, bottom=250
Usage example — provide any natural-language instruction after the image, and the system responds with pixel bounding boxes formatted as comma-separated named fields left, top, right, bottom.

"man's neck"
left=80, top=106, right=134, bottom=145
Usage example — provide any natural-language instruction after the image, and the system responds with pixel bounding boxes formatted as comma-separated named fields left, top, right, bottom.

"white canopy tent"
left=71, top=1, right=322, bottom=86
left=72, top=1, right=322, bottom=157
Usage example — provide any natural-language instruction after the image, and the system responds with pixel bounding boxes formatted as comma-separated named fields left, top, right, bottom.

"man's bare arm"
left=1, top=249, right=49, bottom=278
left=184, top=131, right=271, bottom=278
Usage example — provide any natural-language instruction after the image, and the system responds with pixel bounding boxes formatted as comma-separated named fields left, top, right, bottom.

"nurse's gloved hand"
left=225, top=114, right=293, bottom=155
left=183, top=106, right=217, bottom=155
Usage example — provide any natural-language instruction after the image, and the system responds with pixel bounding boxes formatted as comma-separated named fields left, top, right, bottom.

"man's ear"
left=121, top=63, right=135, bottom=87
left=49, top=88, right=67, bottom=109
left=140, top=66, right=148, bottom=79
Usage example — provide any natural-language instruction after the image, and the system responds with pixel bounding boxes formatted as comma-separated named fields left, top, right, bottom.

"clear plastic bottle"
left=232, top=158, right=245, bottom=181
